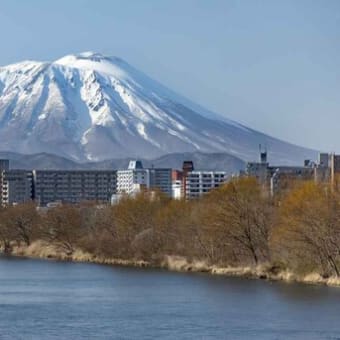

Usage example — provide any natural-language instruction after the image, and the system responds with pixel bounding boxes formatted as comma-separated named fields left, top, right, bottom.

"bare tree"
left=43, top=205, right=82, bottom=255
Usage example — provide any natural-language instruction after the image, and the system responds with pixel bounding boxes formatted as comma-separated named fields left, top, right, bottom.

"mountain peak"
left=53, top=52, right=129, bottom=78
left=77, top=51, right=105, bottom=59
left=0, top=53, right=316, bottom=164
left=55, top=51, right=107, bottom=64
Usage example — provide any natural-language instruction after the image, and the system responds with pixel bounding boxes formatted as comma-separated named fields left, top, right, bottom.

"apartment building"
left=33, top=170, right=117, bottom=206
left=246, top=151, right=317, bottom=195
left=246, top=154, right=268, bottom=184
left=116, top=160, right=149, bottom=195
left=117, top=160, right=172, bottom=197
left=0, top=160, right=33, bottom=206
left=1, top=170, right=34, bottom=205
left=0, top=157, right=228, bottom=205
left=0, top=159, right=10, bottom=205
left=185, top=170, right=227, bottom=199
left=269, top=166, right=315, bottom=196
left=149, top=168, right=172, bottom=196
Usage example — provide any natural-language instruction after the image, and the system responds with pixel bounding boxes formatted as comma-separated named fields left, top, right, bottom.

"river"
left=0, top=256, right=340, bottom=339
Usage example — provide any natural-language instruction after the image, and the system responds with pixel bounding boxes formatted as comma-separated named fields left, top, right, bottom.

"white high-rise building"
left=117, top=160, right=172, bottom=196
left=117, top=160, right=149, bottom=195
left=172, top=180, right=182, bottom=199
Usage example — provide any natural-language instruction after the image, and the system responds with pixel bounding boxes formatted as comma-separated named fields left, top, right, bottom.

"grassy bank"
left=9, top=240, right=340, bottom=287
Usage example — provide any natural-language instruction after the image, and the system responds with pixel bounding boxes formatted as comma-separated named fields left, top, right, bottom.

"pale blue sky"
left=0, top=0, right=339, bottom=151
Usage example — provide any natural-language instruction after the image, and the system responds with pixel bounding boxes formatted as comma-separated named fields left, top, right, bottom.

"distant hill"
left=0, top=151, right=245, bottom=174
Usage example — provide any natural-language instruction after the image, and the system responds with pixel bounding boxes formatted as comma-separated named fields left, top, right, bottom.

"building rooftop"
left=128, top=160, right=143, bottom=170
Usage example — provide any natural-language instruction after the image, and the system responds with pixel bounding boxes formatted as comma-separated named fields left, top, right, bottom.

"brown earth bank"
left=6, top=240, right=340, bottom=288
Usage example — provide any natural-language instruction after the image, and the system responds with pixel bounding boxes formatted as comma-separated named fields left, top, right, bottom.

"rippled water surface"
left=0, top=256, right=340, bottom=339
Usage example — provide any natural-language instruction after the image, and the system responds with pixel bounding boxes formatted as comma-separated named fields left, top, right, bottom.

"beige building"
left=185, top=171, right=227, bottom=199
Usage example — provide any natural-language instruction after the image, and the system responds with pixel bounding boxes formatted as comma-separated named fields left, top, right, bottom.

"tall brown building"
left=182, top=161, right=194, bottom=198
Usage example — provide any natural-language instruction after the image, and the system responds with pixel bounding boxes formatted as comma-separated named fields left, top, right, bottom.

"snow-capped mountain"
left=0, top=52, right=316, bottom=164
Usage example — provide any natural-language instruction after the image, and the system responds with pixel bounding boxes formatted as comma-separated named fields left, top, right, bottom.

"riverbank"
left=8, top=240, right=340, bottom=287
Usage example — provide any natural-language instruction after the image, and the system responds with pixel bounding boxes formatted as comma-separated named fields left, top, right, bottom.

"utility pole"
left=331, top=153, right=335, bottom=192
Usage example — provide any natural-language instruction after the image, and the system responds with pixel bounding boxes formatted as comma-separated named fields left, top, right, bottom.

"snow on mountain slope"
left=0, top=52, right=316, bottom=164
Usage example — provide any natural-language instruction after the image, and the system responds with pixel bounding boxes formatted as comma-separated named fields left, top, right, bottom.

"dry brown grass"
left=9, top=241, right=340, bottom=287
